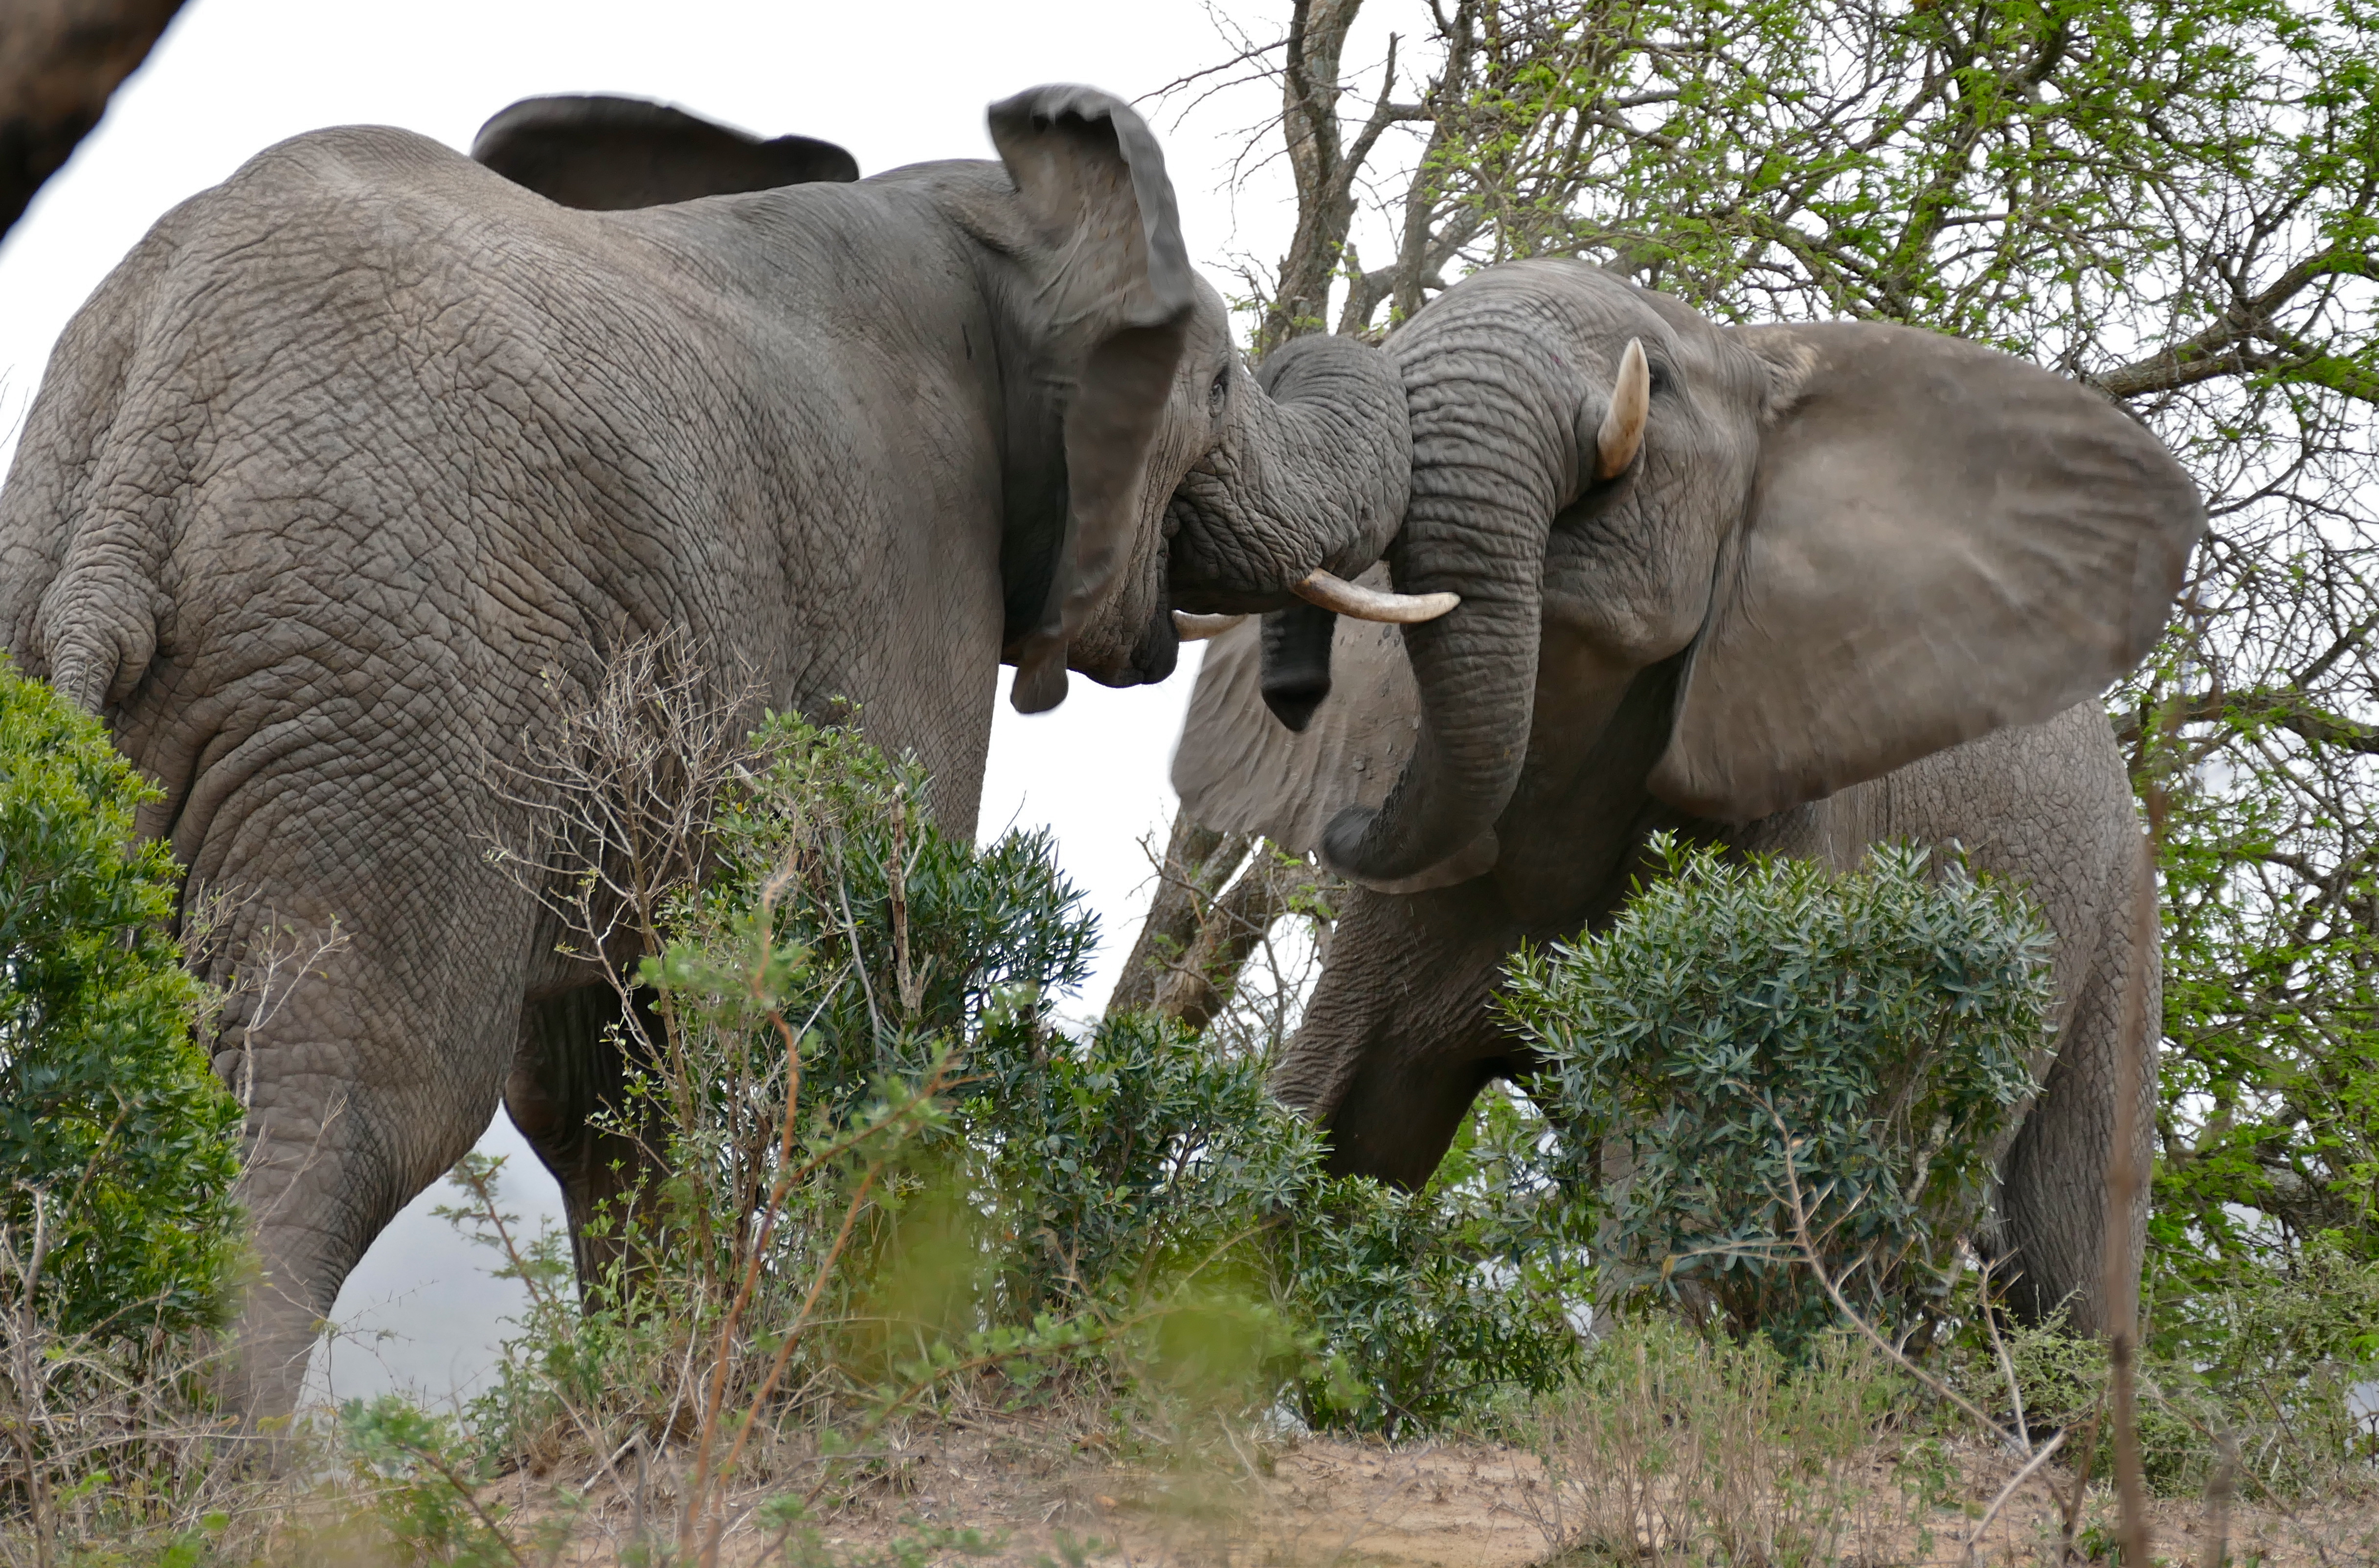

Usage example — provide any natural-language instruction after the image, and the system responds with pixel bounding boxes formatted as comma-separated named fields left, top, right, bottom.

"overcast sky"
left=0, top=0, right=1430, bottom=1402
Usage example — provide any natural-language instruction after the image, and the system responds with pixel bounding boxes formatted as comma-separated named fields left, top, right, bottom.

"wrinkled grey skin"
left=1172, top=259, right=2202, bottom=1333
left=0, top=87, right=1407, bottom=1411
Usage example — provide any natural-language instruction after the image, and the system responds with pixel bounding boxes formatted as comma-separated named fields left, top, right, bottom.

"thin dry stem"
left=1963, top=1428, right=2067, bottom=1566
left=2103, top=834, right=2157, bottom=1567
left=1770, top=1114, right=2026, bottom=1454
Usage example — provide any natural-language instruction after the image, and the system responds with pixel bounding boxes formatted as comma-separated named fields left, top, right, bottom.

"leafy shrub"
left=963, top=1006, right=1319, bottom=1324
left=465, top=658, right=1593, bottom=1488
left=1504, top=834, right=2053, bottom=1355
left=467, top=681, right=1336, bottom=1491
left=652, top=715, right=1321, bottom=1388
left=1942, top=1236, right=2379, bottom=1498
left=0, top=658, right=241, bottom=1346
left=1287, top=1088, right=1588, bottom=1436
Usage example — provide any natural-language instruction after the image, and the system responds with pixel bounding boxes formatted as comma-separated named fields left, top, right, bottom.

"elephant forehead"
left=1403, top=261, right=1699, bottom=358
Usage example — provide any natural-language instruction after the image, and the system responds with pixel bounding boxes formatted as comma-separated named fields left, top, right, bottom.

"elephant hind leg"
left=1997, top=848, right=2158, bottom=1337
left=504, top=985, right=673, bottom=1294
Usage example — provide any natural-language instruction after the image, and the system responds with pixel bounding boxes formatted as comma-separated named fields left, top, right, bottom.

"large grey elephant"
left=0, top=87, right=1421, bottom=1409
left=1168, top=259, right=2203, bottom=1334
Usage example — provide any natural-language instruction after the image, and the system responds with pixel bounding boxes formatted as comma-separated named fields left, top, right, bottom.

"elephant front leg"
left=1275, top=882, right=1525, bottom=1189
left=504, top=986, right=675, bottom=1297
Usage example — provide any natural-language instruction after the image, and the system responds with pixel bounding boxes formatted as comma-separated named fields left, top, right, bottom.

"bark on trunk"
left=0, top=0, right=186, bottom=238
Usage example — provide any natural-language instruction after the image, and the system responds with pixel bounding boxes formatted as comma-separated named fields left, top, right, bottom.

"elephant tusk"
left=1597, top=336, right=1650, bottom=479
left=1293, top=569, right=1460, bottom=624
left=1172, top=610, right=1248, bottom=641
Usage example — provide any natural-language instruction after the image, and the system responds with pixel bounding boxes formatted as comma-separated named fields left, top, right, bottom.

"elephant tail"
left=40, top=585, right=158, bottom=716
left=2, top=223, right=187, bottom=714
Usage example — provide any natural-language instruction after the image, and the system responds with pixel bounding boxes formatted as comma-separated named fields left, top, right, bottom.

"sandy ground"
left=488, top=1426, right=2375, bottom=1567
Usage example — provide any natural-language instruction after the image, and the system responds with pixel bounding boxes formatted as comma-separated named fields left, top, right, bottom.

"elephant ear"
left=988, top=85, right=1196, bottom=714
left=1175, top=570, right=1496, bottom=892
left=1647, top=320, right=2203, bottom=822
left=471, top=95, right=858, bottom=210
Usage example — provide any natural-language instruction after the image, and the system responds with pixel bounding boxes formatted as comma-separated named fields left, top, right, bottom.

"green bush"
left=1504, top=835, right=2052, bottom=1356
left=1941, top=1236, right=2379, bottom=1497
left=964, top=1006, right=1319, bottom=1323
left=647, top=713, right=1316, bottom=1374
left=1287, top=1089, right=1588, bottom=1436
left=0, top=658, right=241, bottom=1346
left=462, top=683, right=1595, bottom=1472
left=463, top=700, right=1334, bottom=1470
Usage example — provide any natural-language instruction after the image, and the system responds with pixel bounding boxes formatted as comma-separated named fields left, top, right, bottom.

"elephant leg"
left=1997, top=851, right=2159, bottom=1337
left=187, top=770, right=533, bottom=1415
left=503, top=984, right=673, bottom=1294
left=1275, top=881, right=1522, bottom=1188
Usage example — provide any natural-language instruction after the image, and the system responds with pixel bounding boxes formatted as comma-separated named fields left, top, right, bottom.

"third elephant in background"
left=1167, top=259, right=2204, bottom=1335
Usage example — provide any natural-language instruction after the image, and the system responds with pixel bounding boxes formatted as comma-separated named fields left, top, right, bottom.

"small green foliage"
left=659, top=708, right=1099, bottom=1135
left=964, top=1007, right=1319, bottom=1318
left=337, top=1395, right=516, bottom=1568
left=1288, top=1089, right=1589, bottom=1436
left=0, top=657, right=241, bottom=1344
left=2144, top=664, right=2379, bottom=1339
left=1504, top=834, right=2052, bottom=1355
left=1945, top=1236, right=2379, bottom=1497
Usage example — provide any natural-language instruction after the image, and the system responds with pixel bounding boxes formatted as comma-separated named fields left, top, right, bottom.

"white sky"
left=0, top=0, right=1430, bottom=1403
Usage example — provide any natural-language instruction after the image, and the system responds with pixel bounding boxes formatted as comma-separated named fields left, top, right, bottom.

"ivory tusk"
left=1597, top=336, right=1650, bottom=479
left=1172, top=610, right=1248, bottom=641
left=1292, top=569, right=1460, bottom=624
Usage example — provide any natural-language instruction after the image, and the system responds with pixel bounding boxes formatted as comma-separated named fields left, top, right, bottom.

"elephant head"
left=468, top=91, right=1427, bottom=717
left=1197, top=260, right=2201, bottom=889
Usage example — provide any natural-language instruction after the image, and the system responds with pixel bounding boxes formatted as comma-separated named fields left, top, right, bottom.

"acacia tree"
left=1131, top=0, right=2379, bottom=1316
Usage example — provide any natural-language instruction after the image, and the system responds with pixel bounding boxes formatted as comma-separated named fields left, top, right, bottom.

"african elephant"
left=0, top=87, right=1424, bottom=1410
left=1167, top=258, right=2203, bottom=1334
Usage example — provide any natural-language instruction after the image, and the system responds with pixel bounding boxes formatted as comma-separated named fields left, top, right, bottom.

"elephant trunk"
left=1166, top=334, right=1410, bottom=611
left=1321, top=316, right=1566, bottom=882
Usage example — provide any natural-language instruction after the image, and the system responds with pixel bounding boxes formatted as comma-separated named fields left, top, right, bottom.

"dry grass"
left=321, top=1416, right=2379, bottom=1568
left=11, top=1394, right=2372, bottom=1568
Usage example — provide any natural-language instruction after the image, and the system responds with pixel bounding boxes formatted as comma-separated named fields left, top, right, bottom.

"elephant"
left=0, top=86, right=1428, bottom=1411
left=1165, top=258, right=2204, bottom=1335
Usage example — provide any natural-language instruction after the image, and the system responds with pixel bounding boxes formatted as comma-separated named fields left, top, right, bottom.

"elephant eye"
left=1208, top=368, right=1231, bottom=414
left=1647, top=359, right=1675, bottom=396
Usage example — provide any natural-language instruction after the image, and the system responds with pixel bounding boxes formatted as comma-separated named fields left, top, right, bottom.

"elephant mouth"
left=1070, top=599, right=1183, bottom=690
left=1127, top=605, right=1184, bottom=686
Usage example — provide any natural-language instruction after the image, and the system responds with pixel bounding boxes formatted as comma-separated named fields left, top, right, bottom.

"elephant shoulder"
left=1173, top=600, right=1418, bottom=855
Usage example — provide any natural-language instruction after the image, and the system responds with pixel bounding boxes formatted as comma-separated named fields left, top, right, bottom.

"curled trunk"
left=1167, top=334, right=1409, bottom=612
left=1321, top=311, right=1567, bottom=882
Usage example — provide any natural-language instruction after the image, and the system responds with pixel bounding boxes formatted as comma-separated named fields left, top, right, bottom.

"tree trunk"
left=0, top=0, right=187, bottom=238
left=1108, top=815, right=1253, bottom=1016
